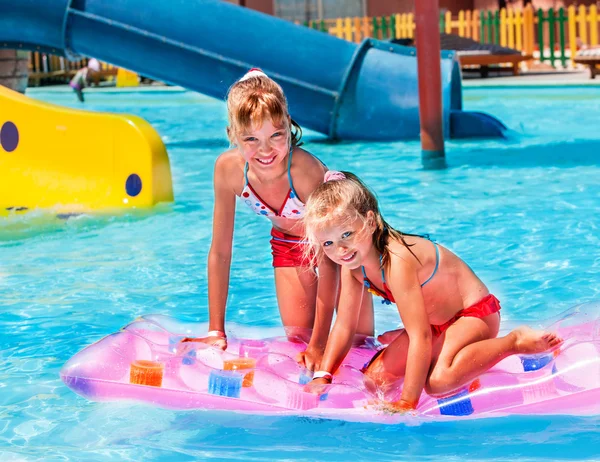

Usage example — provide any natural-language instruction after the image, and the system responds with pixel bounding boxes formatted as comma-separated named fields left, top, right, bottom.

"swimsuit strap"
left=363, top=255, right=388, bottom=287
left=421, top=242, right=440, bottom=288
left=287, top=146, right=300, bottom=198
left=361, top=265, right=369, bottom=286
left=243, top=162, right=250, bottom=187
left=379, top=254, right=387, bottom=284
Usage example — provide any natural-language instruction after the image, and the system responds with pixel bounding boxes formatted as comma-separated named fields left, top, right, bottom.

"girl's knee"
left=426, top=366, right=455, bottom=395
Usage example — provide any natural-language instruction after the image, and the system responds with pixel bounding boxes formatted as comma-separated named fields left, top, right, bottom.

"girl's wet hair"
left=226, top=72, right=302, bottom=147
left=304, top=171, right=421, bottom=268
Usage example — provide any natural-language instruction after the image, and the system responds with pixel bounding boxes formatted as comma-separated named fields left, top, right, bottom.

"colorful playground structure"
left=307, top=4, right=600, bottom=70
left=0, top=85, right=173, bottom=215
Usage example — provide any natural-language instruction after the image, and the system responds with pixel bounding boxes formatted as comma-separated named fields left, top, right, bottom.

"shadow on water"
left=0, top=203, right=173, bottom=244
left=447, top=138, right=600, bottom=168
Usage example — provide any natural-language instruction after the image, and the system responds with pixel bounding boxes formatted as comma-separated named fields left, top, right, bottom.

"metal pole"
left=415, top=0, right=447, bottom=169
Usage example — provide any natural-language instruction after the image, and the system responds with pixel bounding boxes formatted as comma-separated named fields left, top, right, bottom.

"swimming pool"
left=1, top=85, right=599, bottom=460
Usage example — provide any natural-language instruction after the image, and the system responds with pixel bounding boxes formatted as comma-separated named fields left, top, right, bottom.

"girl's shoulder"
left=386, top=237, right=425, bottom=270
left=214, top=149, right=245, bottom=190
left=215, top=148, right=244, bottom=170
left=291, top=147, right=327, bottom=177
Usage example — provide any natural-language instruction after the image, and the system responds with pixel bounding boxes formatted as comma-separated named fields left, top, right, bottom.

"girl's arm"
left=205, top=156, right=237, bottom=347
left=387, top=259, right=432, bottom=408
left=298, top=255, right=339, bottom=370
left=293, top=149, right=337, bottom=369
left=305, top=267, right=364, bottom=390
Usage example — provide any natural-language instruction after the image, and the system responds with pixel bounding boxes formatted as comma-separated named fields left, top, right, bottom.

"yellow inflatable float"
left=0, top=85, right=173, bottom=217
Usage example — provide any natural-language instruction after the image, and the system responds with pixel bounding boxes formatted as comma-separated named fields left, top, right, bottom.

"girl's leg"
left=355, top=291, right=374, bottom=337
left=364, top=329, right=410, bottom=390
left=276, top=267, right=374, bottom=339
left=426, top=314, right=562, bottom=395
left=274, top=266, right=318, bottom=340
left=74, top=88, right=84, bottom=102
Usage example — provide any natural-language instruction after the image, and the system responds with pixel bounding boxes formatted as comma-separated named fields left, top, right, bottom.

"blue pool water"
left=1, top=86, right=599, bottom=460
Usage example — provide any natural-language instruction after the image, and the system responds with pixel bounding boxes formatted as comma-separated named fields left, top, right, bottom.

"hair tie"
left=239, top=68, right=268, bottom=82
left=324, top=171, right=346, bottom=182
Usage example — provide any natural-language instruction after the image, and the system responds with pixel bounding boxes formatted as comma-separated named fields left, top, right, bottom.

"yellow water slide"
left=0, top=85, right=173, bottom=216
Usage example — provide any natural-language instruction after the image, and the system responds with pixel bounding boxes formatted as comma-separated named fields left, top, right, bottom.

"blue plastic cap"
left=437, top=388, right=474, bottom=416
left=208, top=369, right=242, bottom=398
left=182, top=350, right=196, bottom=366
left=299, top=370, right=312, bottom=385
left=520, top=354, right=553, bottom=372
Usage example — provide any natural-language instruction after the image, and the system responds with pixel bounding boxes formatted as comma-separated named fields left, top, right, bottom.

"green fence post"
left=537, top=8, right=545, bottom=63
left=372, top=16, right=380, bottom=39
left=390, top=14, right=396, bottom=39
left=319, top=19, right=327, bottom=32
left=480, top=11, right=486, bottom=43
left=558, top=8, right=567, bottom=67
left=440, top=12, right=446, bottom=34
left=493, top=10, right=500, bottom=44
left=381, top=16, right=389, bottom=38
left=487, top=11, right=493, bottom=44
left=548, top=8, right=556, bottom=67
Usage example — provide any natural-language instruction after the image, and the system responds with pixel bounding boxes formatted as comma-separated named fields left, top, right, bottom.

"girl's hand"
left=391, top=399, right=417, bottom=413
left=303, top=377, right=331, bottom=395
left=378, top=398, right=418, bottom=415
left=181, top=336, right=227, bottom=350
left=296, top=344, right=325, bottom=371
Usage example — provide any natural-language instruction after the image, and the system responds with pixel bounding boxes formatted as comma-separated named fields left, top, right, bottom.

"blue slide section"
left=0, top=0, right=505, bottom=140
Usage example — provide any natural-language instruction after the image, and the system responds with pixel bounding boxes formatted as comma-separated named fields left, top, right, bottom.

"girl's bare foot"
left=512, top=326, right=563, bottom=355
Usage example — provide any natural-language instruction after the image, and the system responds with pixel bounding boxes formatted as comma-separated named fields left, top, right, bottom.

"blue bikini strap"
left=243, top=162, right=249, bottom=187
left=287, top=146, right=300, bottom=198
left=361, top=266, right=369, bottom=287
left=421, top=242, right=440, bottom=288
left=379, top=254, right=387, bottom=284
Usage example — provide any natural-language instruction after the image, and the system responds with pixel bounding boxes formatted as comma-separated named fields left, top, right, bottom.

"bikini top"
left=239, top=148, right=305, bottom=219
left=362, top=241, right=440, bottom=305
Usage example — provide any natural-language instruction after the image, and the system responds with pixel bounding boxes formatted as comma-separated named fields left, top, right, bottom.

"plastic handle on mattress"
left=239, top=339, right=269, bottom=359
left=437, top=388, right=474, bottom=416
left=208, top=369, right=243, bottom=398
left=520, top=353, right=553, bottom=372
left=285, top=388, right=320, bottom=410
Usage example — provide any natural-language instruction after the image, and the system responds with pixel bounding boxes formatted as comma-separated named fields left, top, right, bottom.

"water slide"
left=0, top=0, right=506, bottom=142
left=0, top=85, right=173, bottom=215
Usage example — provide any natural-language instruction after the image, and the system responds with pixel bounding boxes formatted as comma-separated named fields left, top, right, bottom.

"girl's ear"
left=226, top=127, right=237, bottom=147
left=366, top=210, right=377, bottom=233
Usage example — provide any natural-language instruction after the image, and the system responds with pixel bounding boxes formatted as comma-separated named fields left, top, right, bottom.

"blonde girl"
left=303, top=171, right=561, bottom=410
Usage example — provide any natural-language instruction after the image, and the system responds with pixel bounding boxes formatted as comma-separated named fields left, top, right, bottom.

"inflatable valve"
left=437, top=388, right=474, bottom=416
left=208, top=369, right=243, bottom=398
left=223, top=358, right=257, bottom=387
left=239, top=339, right=269, bottom=359
left=520, top=353, right=554, bottom=372
left=168, top=335, right=184, bottom=353
left=130, top=360, right=164, bottom=387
